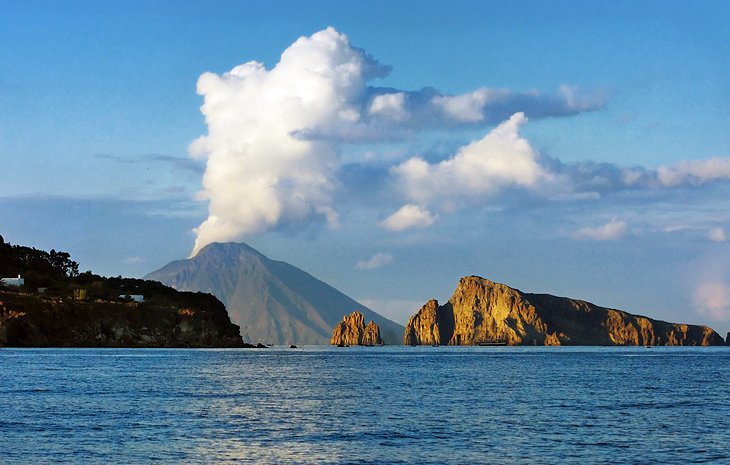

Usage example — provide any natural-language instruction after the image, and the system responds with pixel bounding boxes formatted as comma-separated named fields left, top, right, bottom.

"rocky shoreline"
left=0, top=289, right=245, bottom=348
left=404, top=276, right=726, bottom=346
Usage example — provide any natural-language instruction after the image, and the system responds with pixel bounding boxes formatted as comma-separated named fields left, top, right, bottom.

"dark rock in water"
left=726, top=332, right=730, bottom=346
left=404, top=276, right=726, bottom=347
left=289, top=344, right=297, bottom=349
left=331, top=311, right=383, bottom=346
left=256, top=342, right=267, bottom=348
left=0, top=288, right=244, bottom=348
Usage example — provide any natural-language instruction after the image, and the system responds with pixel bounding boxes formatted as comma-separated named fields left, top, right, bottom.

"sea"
left=1, top=346, right=728, bottom=465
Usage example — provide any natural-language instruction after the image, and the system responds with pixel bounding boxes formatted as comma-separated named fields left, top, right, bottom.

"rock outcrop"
left=404, top=276, right=726, bottom=346
left=0, top=289, right=244, bottom=348
left=331, top=311, right=383, bottom=346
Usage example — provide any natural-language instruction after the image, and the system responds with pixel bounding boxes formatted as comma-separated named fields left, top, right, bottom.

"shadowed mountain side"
left=145, top=242, right=403, bottom=345
left=404, top=276, right=725, bottom=346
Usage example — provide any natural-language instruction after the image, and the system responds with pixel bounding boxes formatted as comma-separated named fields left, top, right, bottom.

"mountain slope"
left=145, top=242, right=404, bottom=345
left=404, top=276, right=725, bottom=346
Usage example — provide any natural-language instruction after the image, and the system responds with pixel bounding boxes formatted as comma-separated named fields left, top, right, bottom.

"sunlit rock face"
left=331, top=311, right=383, bottom=346
left=404, top=276, right=725, bottom=346
left=402, top=300, right=444, bottom=346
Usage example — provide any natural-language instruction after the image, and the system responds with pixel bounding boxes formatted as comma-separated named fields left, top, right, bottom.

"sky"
left=1, top=0, right=729, bottom=335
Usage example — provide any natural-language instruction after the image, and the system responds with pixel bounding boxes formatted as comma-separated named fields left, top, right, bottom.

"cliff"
left=404, top=276, right=725, bottom=346
left=331, top=311, right=383, bottom=346
left=0, top=289, right=244, bottom=348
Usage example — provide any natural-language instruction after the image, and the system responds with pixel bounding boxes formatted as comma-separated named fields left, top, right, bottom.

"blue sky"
left=1, top=1, right=729, bottom=334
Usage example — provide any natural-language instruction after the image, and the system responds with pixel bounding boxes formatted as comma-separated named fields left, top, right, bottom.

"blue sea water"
left=1, top=346, right=729, bottom=464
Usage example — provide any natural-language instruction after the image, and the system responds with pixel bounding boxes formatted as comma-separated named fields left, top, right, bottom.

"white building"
left=1, top=275, right=24, bottom=287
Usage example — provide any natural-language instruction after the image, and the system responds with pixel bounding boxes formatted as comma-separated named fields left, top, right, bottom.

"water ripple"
left=0, top=346, right=728, bottom=464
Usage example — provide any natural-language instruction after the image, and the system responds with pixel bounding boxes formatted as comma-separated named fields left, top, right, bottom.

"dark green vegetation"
left=0, top=236, right=244, bottom=347
left=0, top=234, right=79, bottom=289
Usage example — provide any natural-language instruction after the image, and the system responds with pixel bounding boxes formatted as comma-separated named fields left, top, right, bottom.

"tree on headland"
left=49, top=249, right=79, bottom=277
left=0, top=236, right=166, bottom=302
left=0, top=238, right=80, bottom=281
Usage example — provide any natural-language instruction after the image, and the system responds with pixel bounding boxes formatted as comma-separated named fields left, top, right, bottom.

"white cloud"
left=709, top=227, right=727, bottom=243
left=383, top=113, right=730, bottom=230
left=122, top=256, right=146, bottom=265
left=392, top=112, right=553, bottom=204
left=380, top=204, right=437, bottom=231
left=368, top=92, right=409, bottom=121
left=558, top=85, right=602, bottom=112
left=694, top=281, right=730, bottom=321
left=190, top=27, right=388, bottom=255
left=657, top=158, right=730, bottom=187
left=543, top=156, right=730, bottom=196
left=189, top=27, right=730, bottom=251
left=576, top=219, right=627, bottom=241
left=186, top=27, right=612, bottom=253
left=428, top=85, right=603, bottom=126
left=356, top=252, right=393, bottom=270
left=292, top=83, right=602, bottom=143
left=432, top=88, right=497, bottom=122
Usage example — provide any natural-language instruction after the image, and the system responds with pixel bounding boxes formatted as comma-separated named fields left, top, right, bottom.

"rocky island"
left=0, top=237, right=245, bottom=348
left=0, top=286, right=244, bottom=348
left=331, top=311, right=383, bottom=346
left=404, top=276, right=725, bottom=346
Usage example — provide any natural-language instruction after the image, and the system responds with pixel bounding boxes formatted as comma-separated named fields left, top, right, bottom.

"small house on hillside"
left=1, top=275, right=24, bottom=287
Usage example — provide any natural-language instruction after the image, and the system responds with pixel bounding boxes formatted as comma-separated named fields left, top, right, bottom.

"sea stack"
left=331, top=311, right=383, bottom=346
left=404, top=276, right=725, bottom=346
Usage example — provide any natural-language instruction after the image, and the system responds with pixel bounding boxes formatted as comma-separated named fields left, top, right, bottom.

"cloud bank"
left=576, top=219, right=627, bottom=241
left=356, top=252, right=393, bottom=270
left=190, top=28, right=388, bottom=254
left=391, top=112, right=552, bottom=205
left=709, top=227, right=727, bottom=243
left=380, top=204, right=437, bottom=231
left=657, top=158, right=730, bottom=188
left=189, top=28, right=604, bottom=254
left=189, top=27, right=730, bottom=251
left=385, top=112, right=730, bottom=230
